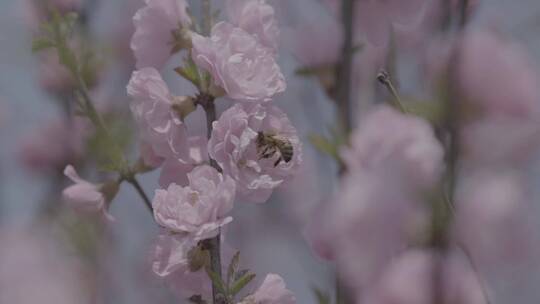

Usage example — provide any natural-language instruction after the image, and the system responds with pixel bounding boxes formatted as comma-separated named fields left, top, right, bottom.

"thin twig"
left=335, top=0, right=356, bottom=303
left=336, top=0, right=355, bottom=132
left=126, top=177, right=153, bottom=213
left=376, top=70, right=406, bottom=113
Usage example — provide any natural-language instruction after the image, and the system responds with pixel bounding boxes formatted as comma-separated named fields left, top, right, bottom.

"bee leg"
left=259, top=146, right=271, bottom=159
left=262, top=147, right=276, bottom=159
left=274, top=156, right=283, bottom=167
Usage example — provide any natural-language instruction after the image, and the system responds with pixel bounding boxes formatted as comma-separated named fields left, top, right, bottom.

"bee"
left=256, top=131, right=294, bottom=167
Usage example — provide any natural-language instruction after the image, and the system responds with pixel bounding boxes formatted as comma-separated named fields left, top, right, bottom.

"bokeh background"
left=2, top=0, right=540, bottom=303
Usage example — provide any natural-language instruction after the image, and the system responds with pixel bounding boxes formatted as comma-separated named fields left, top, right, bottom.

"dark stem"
left=199, top=93, right=224, bottom=304
left=459, top=0, right=469, bottom=28
left=126, top=177, right=153, bottom=213
left=336, top=0, right=355, bottom=132
left=335, top=0, right=356, bottom=303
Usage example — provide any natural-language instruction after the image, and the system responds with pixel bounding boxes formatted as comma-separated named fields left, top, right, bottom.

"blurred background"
left=2, top=0, right=540, bottom=303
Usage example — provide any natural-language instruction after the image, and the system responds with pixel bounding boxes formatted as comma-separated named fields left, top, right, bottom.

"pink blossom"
left=19, top=119, right=86, bottom=174
left=454, top=172, right=536, bottom=272
left=327, top=172, right=430, bottom=288
left=149, top=231, right=236, bottom=301
left=227, top=0, right=279, bottom=53
left=362, top=250, right=487, bottom=304
left=0, top=226, right=90, bottom=304
left=460, top=117, right=540, bottom=167
left=287, top=19, right=343, bottom=68
left=458, top=29, right=540, bottom=118
left=341, top=105, right=444, bottom=190
left=159, top=136, right=209, bottom=188
left=62, top=165, right=114, bottom=221
left=192, top=22, right=285, bottom=102
left=208, top=103, right=302, bottom=203
left=131, top=0, right=192, bottom=69
left=128, top=67, right=189, bottom=161
left=150, top=232, right=212, bottom=298
left=323, top=0, right=427, bottom=45
left=241, top=274, right=296, bottom=304
left=37, top=51, right=76, bottom=95
left=152, top=165, right=236, bottom=240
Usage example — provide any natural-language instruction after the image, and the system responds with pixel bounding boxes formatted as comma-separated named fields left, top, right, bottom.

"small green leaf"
left=230, top=272, right=256, bottom=296
left=234, top=269, right=249, bottom=281
left=175, top=65, right=200, bottom=88
left=32, top=38, right=55, bottom=52
left=227, top=251, right=240, bottom=287
left=205, top=268, right=227, bottom=296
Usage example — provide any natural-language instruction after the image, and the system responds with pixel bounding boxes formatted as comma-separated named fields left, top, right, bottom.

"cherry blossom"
left=227, top=0, right=280, bottom=53
left=240, top=274, right=296, bottom=304
left=192, top=22, right=285, bottom=102
left=62, top=165, right=115, bottom=220
left=128, top=67, right=190, bottom=161
left=131, top=0, right=192, bottom=69
left=152, top=165, right=236, bottom=240
left=208, top=103, right=302, bottom=203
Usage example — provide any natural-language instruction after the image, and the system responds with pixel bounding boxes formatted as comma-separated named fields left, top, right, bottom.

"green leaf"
left=312, top=287, right=331, bottom=304
left=32, top=38, right=55, bottom=52
left=234, top=269, right=249, bottom=281
left=308, top=134, right=340, bottom=160
left=227, top=251, right=240, bottom=287
left=230, top=272, right=256, bottom=296
left=205, top=268, right=227, bottom=296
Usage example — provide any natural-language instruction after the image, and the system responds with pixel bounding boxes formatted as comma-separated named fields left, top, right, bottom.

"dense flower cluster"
left=127, top=0, right=300, bottom=301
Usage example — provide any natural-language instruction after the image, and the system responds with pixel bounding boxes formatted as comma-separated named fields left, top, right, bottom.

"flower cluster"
left=127, top=0, right=300, bottom=301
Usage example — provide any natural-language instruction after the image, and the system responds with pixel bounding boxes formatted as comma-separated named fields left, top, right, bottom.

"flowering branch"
left=198, top=92, right=225, bottom=304
left=32, top=12, right=153, bottom=216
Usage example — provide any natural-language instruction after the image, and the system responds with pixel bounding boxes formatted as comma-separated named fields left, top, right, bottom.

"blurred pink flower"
left=19, top=118, right=86, bottom=173
left=131, top=0, right=192, bottom=69
left=341, top=105, right=444, bottom=190
left=323, top=0, right=427, bottom=45
left=287, top=19, right=343, bottom=68
left=37, top=51, right=76, bottom=95
left=461, top=117, right=540, bottom=167
left=152, top=165, right=236, bottom=240
left=62, top=165, right=114, bottom=220
left=362, top=250, right=487, bottom=304
left=227, top=0, right=280, bottom=53
left=23, top=0, right=83, bottom=30
left=304, top=200, right=336, bottom=261
left=240, top=274, right=296, bottom=304
left=208, top=103, right=302, bottom=203
left=128, top=67, right=189, bottom=161
left=159, top=136, right=209, bottom=188
left=454, top=171, right=537, bottom=272
left=327, top=172, right=430, bottom=289
left=192, top=22, right=285, bottom=102
left=0, top=226, right=90, bottom=304
left=458, top=29, right=540, bottom=118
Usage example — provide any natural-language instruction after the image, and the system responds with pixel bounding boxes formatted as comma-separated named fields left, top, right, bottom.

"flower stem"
left=336, top=0, right=355, bottom=132
left=335, top=0, right=356, bottom=303
left=200, top=93, right=224, bottom=304
left=126, top=176, right=153, bottom=213
left=75, top=74, right=152, bottom=215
